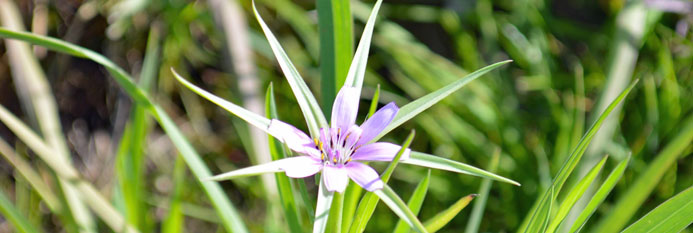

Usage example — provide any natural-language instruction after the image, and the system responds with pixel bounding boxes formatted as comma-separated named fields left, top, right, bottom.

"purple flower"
left=267, top=86, right=409, bottom=193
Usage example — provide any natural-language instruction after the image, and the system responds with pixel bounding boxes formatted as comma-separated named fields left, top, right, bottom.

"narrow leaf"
left=373, top=60, right=512, bottom=142
left=465, top=149, right=501, bottom=233
left=0, top=189, right=44, bottom=233
left=401, top=151, right=520, bottom=186
left=569, top=156, right=630, bottom=233
left=392, top=170, right=431, bottom=233
left=252, top=1, right=328, bottom=136
left=621, top=186, right=693, bottom=233
left=373, top=185, right=428, bottom=233
left=342, top=0, right=383, bottom=99
left=546, top=156, right=608, bottom=233
left=423, top=194, right=477, bottom=233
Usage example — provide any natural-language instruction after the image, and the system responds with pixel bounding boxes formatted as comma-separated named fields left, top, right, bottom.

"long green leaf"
left=546, top=156, right=608, bottom=233
left=373, top=185, right=428, bottom=233
left=373, top=60, right=512, bottom=142
left=0, top=189, right=44, bottom=233
left=569, top=156, right=630, bottom=233
left=392, top=169, right=431, bottom=233
left=621, top=186, right=693, bottom=233
left=0, top=28, right=249, bottom=233
left=348, top=131, right=415, bottom=233
left=593, top=115, right=693, bottom=233
left=521, top=80, right=638, bottom=233
left=252, top=2, right=328, bottom=136
left=318, top=0, right=353, bottom=115
left=402, top=151, right=520, bottom=186
left=266, top=84, right=303, bottom=233
left=342, top=0, right=383, bottom=100
left=423, top=194, right=476, bottom=233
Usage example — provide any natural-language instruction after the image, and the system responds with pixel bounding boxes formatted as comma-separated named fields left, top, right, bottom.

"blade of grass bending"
left=593, top=115, right=693, bottom=233
left=569, top=156, right=630, bottom=233
left=546, top=156, right=608, bottom=233
left=252, top=1, right=328, bottom=137
left=520, top=80, right=638, bottom=233
left=314, top=180, right=335, bottom=233
left=373, top=185, right=428, bottom=233
left=392, top=169, right=431, bottom=233
left=341, top=0, right=383, bottom=102
left=172, top=69, right=270, bottom=132
left=317, top=0, right=353, bottom=115
left=266, top=84, right=303, bottom=233
left=348, top=130, right=415, bottom=233
left=465, top=149, right=501, bottom=233
left=423, top=194, right=477, bottom=233
left=0, top=28, right=250, bottom=233
left=0, top=2, right=95, bottom=231
left=402, top=151, right=519, bottom=186
left=0, top=105, right=139, bottom=233
left=0, top=189, right=44, bottom=233
left=621, top=186, right=693, bottom=233
left=372, top=60, right=512, bottom=142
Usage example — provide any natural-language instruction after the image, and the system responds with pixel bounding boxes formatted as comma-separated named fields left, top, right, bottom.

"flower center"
left=314, top=127, right=361, bottom=166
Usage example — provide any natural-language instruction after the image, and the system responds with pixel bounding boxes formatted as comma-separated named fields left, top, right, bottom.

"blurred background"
left=0, top=0, right=691, bottom=232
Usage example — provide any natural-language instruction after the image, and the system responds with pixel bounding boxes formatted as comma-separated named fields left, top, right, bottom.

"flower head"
left=268, top=86, right=409, bottom=192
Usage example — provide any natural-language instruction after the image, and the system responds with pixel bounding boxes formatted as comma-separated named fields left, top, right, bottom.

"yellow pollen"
left=321, top=153, right=325, bottom=160
left=347, top=158, right=352, bottom=162
left=314, top=138, right=319, bottom=145
left=333, top=157, right=337, bottom=163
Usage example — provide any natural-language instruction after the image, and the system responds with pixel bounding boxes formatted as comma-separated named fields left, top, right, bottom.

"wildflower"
left=267, top=86, right=408, bottom=192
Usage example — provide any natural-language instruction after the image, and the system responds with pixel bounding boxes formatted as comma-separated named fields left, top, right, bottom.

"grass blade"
left=569, top=156, right=630, bottom=233
left=252, top=1, right=328, bottom=136
left=402, top=151, right=519, bottom=186
left=621, top=186, right=693, bottom=233
left=392, top=169, right=431, bottom=233
left=0, top=189, right=44, bottom=233
left=317, top=0, right=353, bottom=114
left=423, top=194, right=477, bottom=233
left=267, top=84, right=303, bottom=233
left=520, top=80, right=638, bottom=233
left=464, top=149, right=501, bottom=233
left=546, top=156, right=608, bottom=233
left=347, top=131, right=415, bottom=233
left=373, top=185, right=428, bottom=233
left=0, top=28, right=249, bottom=233
left=593, top=115, right=693, bottom=233
left=372, top=60, right=511, bottom=142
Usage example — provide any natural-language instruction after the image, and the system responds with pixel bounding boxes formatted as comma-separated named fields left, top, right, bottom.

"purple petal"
left=357, top=102, right=398, bottom=145
left=331, top=87, right=360, bottom=131
left=346, top=162, right=383, bottom=191
left=350, top=142, right=410, bottom=162
left=278, top=156, right=323, bottom=178
left=322, top=165, right=349, bottom=192
left=268, top=120, right=320, bottom=158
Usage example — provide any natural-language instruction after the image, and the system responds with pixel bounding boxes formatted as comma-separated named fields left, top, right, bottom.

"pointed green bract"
left=621, top=186, right=693, bottom=233
left=546, top=156, right=608, bottom=233
left=569, top=156, right=630, bottom=233
left=520, top=80, right=638, bottom=233
left=423, top=194, right=476, bottom=233
left=252, top=2, right=328, bottom=137
left=342, top=0, right=383, bottom=100
left=402, top=152, right=519, bottom=186
left=372, top=60, right=512, bottom=142
left=373, top=185, right=428, bottom=233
